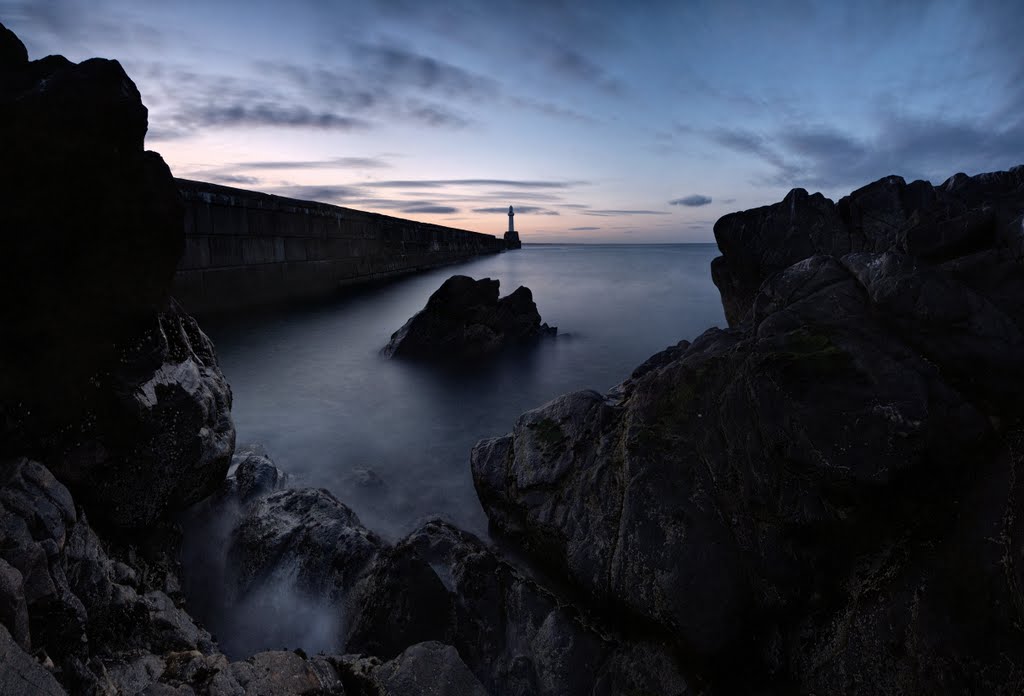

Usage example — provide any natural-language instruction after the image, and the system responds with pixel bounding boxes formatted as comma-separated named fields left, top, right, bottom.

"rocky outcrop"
left=711, top=167, right=1024, bottom=325
left=473, top=166, right=1024, bottom=692
left=346, top=519, right=688, bottom=695
left=0, top=23, right=234, bottom=531
left=382, top=275, right=555, bottom=361
left=338, top=641, right=489, bottom=696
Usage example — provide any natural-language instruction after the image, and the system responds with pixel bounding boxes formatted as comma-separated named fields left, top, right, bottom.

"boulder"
left=338, top=641, right=490, bottom=696
left=227, top=488, right=384, bottom=602
left=346, top=519, right=689, bottom=696
left=711, top=166, right=1024, bottom=325
left=0, top=23, right=233, bottom=531
left=474, top=167, right=1024, bottom=691
left=0, top=623, right=65, bottom=696
left=382, top=275, right=555, bottom=361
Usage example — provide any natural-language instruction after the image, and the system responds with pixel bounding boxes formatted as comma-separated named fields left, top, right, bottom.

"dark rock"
left=38, top=301, right=235, bottom=530
left=474, top=167, right=1024, bottom=691
left=0, top=623, right=65, bottom=696
left=0, top=458, right=218, bottom=694
left=712, top=165, right=1024, bottom=325
left=0, top=25, right=232, bottom=531
left=347, top=519, right=689, bottom=695
left=0, top=22, right=28, bottom=67
left=228, top=488, right=384, bottom=601
left=0, top=557, right=29, bottom=649
left=231, top=445, right=289, bottom=505
left=338, top=641, right=490, bottom=696
left=382, top=275, right=556, bottom=361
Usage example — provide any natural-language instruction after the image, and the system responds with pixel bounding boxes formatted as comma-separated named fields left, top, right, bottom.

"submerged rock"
left=382, top=275, right=556, bottom=361
left=473, top=166, right=1024, bottom=692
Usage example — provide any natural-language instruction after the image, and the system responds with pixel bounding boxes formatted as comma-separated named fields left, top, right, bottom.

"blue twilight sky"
left=3, top=0, right=1022, bottom=242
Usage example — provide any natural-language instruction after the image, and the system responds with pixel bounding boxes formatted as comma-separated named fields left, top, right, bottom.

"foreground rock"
left=0, top=23, right=234, bottom=531
left=473, top=166, right=1024, bottom=692
left=382, top=275, right=555, bottom=360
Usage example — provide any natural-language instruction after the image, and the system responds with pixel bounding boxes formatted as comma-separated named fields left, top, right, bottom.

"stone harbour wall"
left=172, top=179, right=505, bottom=315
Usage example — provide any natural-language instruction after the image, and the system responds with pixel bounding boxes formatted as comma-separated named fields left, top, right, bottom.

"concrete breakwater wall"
left=172, top=179, right=505, bottom=315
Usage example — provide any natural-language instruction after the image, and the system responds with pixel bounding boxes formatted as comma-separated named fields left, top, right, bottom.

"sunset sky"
left=4, top=0, right=1022, bottom=242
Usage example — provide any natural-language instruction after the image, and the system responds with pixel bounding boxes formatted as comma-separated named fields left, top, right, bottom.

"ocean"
left=202, top=243, right=727, bottom=541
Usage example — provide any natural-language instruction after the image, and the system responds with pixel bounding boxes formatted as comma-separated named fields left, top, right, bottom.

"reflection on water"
left=202, top=244, right=726, bottom=540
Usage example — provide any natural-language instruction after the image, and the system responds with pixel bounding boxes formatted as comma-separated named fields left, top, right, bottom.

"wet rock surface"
left=474, top=166, right=1024, bottom=692
left=382, top=275, right=556, bottom=361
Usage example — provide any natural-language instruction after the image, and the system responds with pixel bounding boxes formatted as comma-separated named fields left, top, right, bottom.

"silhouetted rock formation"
left=712, top=167, right=1024, bottom=325
left=0, top=22, right=234, bottom=531
left=383, top=275, right=556, bottom=360
left=472, top=165, right=1024, bottom=693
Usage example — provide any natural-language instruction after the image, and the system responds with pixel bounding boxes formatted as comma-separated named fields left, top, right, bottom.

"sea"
left=188, top=243, right=726, bottom=655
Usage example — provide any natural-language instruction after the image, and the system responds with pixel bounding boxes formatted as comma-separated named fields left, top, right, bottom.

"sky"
left=3, top=0, right=1022, bottom=243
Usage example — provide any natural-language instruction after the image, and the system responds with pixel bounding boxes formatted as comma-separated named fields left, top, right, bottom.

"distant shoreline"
left=523, top=241, right=718, bottom=246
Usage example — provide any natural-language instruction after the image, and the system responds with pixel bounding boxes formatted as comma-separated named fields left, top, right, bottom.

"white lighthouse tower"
left=503, top=205, right=521, bottom=249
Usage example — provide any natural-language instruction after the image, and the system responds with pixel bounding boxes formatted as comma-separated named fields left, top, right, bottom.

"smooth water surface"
left=203, top=243, right=726, bottom=540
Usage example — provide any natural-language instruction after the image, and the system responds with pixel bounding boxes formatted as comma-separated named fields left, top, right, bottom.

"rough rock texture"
left=382, top=275, right=556, bottom=360
left=228, top=488, right=384, bottom=603
left=346, top=519, right=688, bottom=696
left=0, top=623, right=65, bottom=696
left=0, top=23, right=233, bottom=531
left=338, top=641, right=489, bottom=696
left=473, top=167, right=1024, bottom=692
left=712, top=167, right=1024, bottom=325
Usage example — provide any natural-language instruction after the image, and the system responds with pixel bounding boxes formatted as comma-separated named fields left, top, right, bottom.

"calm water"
left=203, top=243, right=726, bottom=540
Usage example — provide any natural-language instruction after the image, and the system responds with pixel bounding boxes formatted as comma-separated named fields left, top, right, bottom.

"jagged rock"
left=711, top=166, right=1024, bottom=325
left=473, top=167, right=1024, bottom=691
left=228, top=488, right=384, bottom=601
left=338, top=641, right=490, bottom=696
left=0, top=458, right=217, bottom=694
left=346, top=519, right=689, bottom=696
left=382, top=275, right=556, bottom=361
left=34, top=301, right=235, bottom=530
left=0, top=623, right=65, bottom=696
left=0, top=23, right=232, bottom=531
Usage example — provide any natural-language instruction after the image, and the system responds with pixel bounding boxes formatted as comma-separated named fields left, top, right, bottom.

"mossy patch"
left=764, top=328, right=851, bottom=373
left=529, top=417, right=567, bottom=450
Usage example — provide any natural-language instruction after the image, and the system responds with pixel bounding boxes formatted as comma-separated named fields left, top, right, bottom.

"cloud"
left=194, top=173, right=261, bottom=186
left=669, top=194, right=712, bottom=207
left=472, top=206, right=558, bottom=215
left=711, top=109, right=1024, bottom=192
left=544, top=45, right=623, bottom=93
left=273, top=185, right=362, bottom=202
left=406, top=103, right=472, bottom=129
left=402, top=205, right=459, bottom=214
left=582, top=209, right=670, bottom=216
left=179, top=103, right=370, bottom=131
left=569, top=226, right=600, bottom=231
left=354, top=43, right=497, bottom=98
left=237, top=157, right=391, bottom=170
left=365, top=179, right=586, bottom=189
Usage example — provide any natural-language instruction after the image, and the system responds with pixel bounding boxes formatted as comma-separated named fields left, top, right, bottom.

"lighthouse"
left=503, top=205, right=522, bottom=250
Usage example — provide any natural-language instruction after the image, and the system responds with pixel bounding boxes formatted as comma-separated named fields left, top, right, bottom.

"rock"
left=0, top=558, right=29, bottom=649
left=339, top=641, right=491, bottom=696
left=0, top=24, right=232, bottom=531
left=0, top=21, right=27, bottom=67
left=712, top=166, right=1024, bottom=325
left=0, top=623, right=65, bottom=696
left=346, top=519, right=689, bottom=695
left=382, top=275, right=556, bottom=361
left=230, top=445, right=290, bottom=505
left=38, top=301, right=235, bottom=530
left=473, top=167, right=1024, bottom=690
left=228, top=488, right=384, bottom=602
